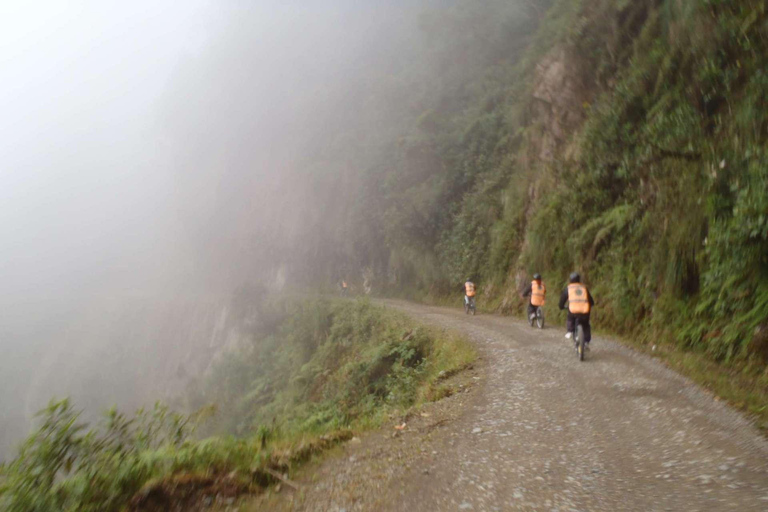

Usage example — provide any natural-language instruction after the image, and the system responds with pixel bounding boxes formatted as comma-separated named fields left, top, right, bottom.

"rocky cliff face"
left=500, top=45, right=594, bottom=310
left=530, top=47, right=591, bottom=163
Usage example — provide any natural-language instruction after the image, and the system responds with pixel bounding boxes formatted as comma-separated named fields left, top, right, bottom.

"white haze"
left=0, top=1, right=212, bottom=298
left=0, top=0, right=439, bottom=458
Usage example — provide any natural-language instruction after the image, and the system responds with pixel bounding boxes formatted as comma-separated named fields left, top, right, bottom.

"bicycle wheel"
left=527, top=309, right=534, bottom=327
left=577, top=324, right=585, bottom=361
left=536, top=307, right=544, bottom=329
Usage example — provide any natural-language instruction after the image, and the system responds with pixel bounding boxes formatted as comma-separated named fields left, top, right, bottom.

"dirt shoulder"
left=243, top=352, right=484, bottom=512
left=243, top=301, right=768, bottom=511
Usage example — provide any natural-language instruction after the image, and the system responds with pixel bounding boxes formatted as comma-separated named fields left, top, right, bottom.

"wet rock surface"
left=248, top=301, right=768, bottom=511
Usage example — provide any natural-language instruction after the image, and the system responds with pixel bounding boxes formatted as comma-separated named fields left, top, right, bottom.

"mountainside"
left=3, top=1, right=768, bottom=509
left=331, top=0, right=768, bottom=372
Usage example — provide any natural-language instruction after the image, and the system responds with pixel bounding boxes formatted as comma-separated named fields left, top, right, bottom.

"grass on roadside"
left=0, top=298, right=476, bottom=512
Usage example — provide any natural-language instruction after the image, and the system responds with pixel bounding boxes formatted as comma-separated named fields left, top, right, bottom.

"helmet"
left=569, top=272, right=581, bottom=283
left=532, top=273, right=542, bottom=281
left=466, top=278, right=472, bottom=282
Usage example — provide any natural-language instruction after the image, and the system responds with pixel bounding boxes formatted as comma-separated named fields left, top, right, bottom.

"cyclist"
left=340, top=280, right=349, bottom=297
left=521, top=273, right=546, bottom=321
left=558, top=272, right=595, bottom=349
left=464, top=278, right=476, bottom=310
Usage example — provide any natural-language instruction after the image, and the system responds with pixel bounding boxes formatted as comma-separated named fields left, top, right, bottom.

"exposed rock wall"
left=530, top=47, right=590, bottom=162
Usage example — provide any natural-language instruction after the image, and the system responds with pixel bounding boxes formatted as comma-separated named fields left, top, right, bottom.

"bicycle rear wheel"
left=577, top=324, right=585, bottom=361
left=536, top=307, right=544, bottom=329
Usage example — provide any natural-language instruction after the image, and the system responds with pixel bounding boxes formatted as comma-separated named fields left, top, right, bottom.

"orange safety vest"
left=567, top=283, right=590, bottom=314
left=342, top=281, right=348, bottom=288
left=531, top=281, right=546, bottom=306
left=465, top=282, right=476, bottom=297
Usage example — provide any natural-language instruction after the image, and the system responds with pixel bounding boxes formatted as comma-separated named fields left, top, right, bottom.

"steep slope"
left=0, top=299, right=475, bottom=511
left=340, top=0, right=768, bottom=384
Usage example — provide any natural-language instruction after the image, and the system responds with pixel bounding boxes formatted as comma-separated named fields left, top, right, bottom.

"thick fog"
left=2, top=2, right=198, bottom=297
left=0, top=0, right=449, bottom=459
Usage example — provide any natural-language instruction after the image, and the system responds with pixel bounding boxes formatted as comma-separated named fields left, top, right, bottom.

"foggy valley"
left=2, top=1, right=768, bottom=510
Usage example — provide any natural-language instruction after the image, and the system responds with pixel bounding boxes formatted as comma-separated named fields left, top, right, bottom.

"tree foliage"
left=326, top=0, right=768, bottom=365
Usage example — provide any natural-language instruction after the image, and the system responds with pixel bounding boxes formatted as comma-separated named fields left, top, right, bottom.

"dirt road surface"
left=252, top=301, right=768, bottom=511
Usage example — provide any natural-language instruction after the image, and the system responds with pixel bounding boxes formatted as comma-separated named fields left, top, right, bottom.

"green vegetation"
left=4, top=0, right=767, bottom=506
left=313, top=0, right=768, bottom=426
left=190, top=297, right=474, bottom=437
left=0, top=299, right=475, bottom=511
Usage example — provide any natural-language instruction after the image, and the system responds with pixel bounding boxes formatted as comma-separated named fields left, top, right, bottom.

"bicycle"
left=527, top=306, right=544, bottom=329
left=574, top=317, right=586, bottom=361
left=464, top=296, right=476, bottom=315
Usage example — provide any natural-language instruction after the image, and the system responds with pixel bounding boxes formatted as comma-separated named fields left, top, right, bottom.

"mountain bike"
left=574, top=317, right=586, bottom=361
left=464, top=296, right=476, bottom=315
left=527, top=306, right=544, bottom=329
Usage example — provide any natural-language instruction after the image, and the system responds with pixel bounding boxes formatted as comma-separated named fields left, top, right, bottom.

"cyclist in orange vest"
left=521, top=273, right=546, bottom=321
left=340, top=279, right=349, bottom=297
left=464, top=278, right=476, bottom=309
left=558, top=272, right=595, bottom=347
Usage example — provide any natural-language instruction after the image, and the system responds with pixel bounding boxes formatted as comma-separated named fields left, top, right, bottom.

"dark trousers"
left=527, top=303, right=539, bottom=316
left=566, top=313, right=592, bottom=343
left=465, top=295, right=475, bottom=307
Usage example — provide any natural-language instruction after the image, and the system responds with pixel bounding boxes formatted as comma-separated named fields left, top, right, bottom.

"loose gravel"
left=247, top=301, right=768, bottom=512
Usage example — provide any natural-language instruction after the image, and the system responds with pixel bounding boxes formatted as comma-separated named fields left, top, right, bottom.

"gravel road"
left=253, top=301, right=768, bottom=512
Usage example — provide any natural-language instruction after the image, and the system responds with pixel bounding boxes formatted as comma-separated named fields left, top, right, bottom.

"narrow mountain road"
left=254, top=301, right=768, bottom=511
